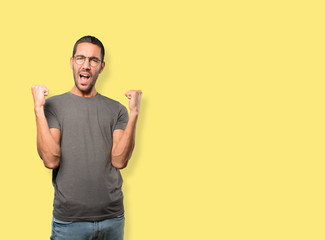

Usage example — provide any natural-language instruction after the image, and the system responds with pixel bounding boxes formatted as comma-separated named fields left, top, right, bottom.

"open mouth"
left=79, top=73, right=91, bottom=84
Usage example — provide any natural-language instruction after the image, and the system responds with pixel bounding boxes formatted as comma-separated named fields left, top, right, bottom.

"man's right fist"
left=31, top=84, right=49, bottom=109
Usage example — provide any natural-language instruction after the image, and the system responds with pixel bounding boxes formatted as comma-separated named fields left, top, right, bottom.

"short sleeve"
left=114, top=103, right=129, bottom=130
left=44, top=99, right=61, bottom=130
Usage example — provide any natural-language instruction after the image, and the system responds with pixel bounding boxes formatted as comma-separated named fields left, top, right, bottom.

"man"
left=31, top=36, right=142, bottom=240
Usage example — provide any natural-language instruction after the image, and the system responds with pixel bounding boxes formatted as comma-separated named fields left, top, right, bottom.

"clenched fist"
left=31, top=84, right=49, bottom=110
left=125, top=90, right=142, bottom=114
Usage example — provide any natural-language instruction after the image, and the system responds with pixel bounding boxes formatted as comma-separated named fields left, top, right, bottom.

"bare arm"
left=111, top=90, right=142, bottom=169
left=32, top=85, right=61, bottom=169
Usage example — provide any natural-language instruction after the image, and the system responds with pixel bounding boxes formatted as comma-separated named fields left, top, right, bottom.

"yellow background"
left=0, top=0, right=324, bottom=239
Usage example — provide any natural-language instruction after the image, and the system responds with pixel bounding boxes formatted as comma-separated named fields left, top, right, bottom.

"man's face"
left=70, top=42, right=105, bottom=93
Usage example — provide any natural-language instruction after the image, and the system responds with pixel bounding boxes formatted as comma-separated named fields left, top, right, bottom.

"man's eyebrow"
left=75, top=55, right=101, bottom=60
left=91, top=57, right=101, bottom=61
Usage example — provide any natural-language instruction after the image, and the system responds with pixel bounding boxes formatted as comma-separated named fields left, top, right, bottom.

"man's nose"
left=82, top=58, right=91, bottom=69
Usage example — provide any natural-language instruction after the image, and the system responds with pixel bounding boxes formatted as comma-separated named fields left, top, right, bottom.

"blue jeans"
left=50, top=214, right=125, bottom=240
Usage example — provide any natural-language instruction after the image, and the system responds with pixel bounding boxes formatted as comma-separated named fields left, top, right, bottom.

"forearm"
left=35, top=107, right=60, bottom=169
left=111, top=112, right=139, bottom=169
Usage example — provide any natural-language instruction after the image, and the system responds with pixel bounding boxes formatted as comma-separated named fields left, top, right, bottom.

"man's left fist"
left=125, top=90, right=142, bottom=114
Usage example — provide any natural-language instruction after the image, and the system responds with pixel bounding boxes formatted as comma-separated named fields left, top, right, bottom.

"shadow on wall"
left=125, top=96, right=146, bottom=176
left=96, top=66, right=147, bottom=239
left=119, top=96, right=147, bottom=240
left=95, top=59, right=147, bottom=176
left=95, top=58, right=111, bottom=92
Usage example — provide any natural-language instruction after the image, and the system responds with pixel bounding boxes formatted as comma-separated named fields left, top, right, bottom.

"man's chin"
left=76, top=83, right=92, bottom=93
left=73, top=75, right=97, bottom=93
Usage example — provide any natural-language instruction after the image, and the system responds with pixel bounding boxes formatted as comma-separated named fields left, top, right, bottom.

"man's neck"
left=70, top=86, right=98, bottom=98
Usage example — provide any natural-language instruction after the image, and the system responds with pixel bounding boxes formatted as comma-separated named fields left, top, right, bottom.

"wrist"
left=34, top=106, right=45, bottom=117
left=129, top=111, right=139, bottom=118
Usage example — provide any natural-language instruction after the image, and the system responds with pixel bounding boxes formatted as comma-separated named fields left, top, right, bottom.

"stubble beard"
left=73, top=67, right=99, bottom=93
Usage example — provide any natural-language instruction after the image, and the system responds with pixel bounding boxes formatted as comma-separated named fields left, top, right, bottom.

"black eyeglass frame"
left=73, top=55, right=102, bottom=67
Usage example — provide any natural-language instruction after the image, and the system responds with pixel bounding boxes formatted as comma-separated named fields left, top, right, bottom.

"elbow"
left=111, top=154, right=129, bottom=169
left=42, top=153, right=61, bottom=169
left=111, top=159, right=128, bottom=169
left=44, top=161, right=60, bottom=169
left=111, top=146, right=133, bottom=169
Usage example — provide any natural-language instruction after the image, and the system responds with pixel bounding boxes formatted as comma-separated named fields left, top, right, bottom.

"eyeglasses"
left=74, top=55, right=102, bottom=67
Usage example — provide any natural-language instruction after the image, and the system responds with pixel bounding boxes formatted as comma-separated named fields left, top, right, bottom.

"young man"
left=31, top=36, right=142, bottom=240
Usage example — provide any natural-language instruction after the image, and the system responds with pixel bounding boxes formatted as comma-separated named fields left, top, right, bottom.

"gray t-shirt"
left=44, top=91, right=129, bottom=222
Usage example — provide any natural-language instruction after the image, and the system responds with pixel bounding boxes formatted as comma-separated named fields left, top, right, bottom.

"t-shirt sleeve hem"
left=113, top=124, right=127, bottom=131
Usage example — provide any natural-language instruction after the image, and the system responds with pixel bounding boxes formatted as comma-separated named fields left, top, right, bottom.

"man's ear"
left=70, top=57, right=74, bottom=70
left=100, top=61, right=106, bottom=73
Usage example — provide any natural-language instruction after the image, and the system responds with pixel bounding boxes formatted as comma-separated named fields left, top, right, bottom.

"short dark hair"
left=72, top=35, right=105, bottom=61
